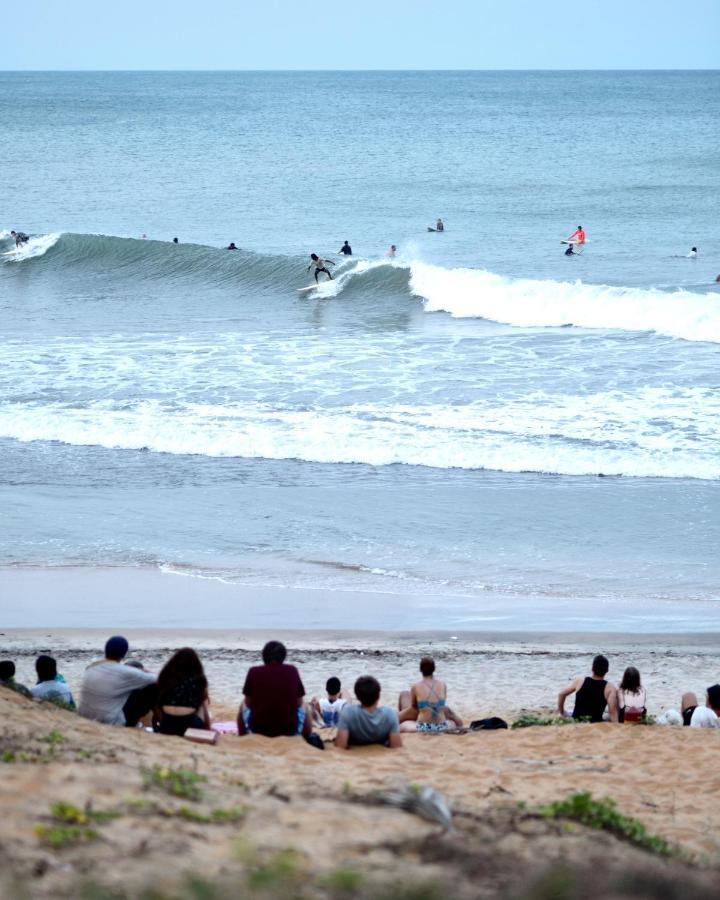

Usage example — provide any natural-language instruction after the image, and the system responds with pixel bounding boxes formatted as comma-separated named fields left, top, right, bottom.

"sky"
left=3, top=0, right=719, bottom=70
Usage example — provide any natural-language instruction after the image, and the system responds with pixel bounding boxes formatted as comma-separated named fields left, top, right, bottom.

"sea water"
left=1, top=71, right=719, bottom=628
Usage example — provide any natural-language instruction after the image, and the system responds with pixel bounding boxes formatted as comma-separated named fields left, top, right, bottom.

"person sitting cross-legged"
left=237, top=641, right=311, bottom=738
left=79, top=636, right=157, bottom=727
left=335, top=676, right=402, bottom=749
left=398, top=656, right=462, bottom=732
left=557, top=654, right=618, bottom=723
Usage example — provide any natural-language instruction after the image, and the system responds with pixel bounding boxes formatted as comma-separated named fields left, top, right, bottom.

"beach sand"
left=0, top=687, right=719, bottom=899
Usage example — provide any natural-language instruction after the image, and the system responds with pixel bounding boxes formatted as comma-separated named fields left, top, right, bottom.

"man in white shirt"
left=79, top=636, right=156, bottom=727
left=690, top=684, right=720, bottom=728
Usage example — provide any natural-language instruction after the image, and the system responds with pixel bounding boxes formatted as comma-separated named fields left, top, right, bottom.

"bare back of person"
left=412, top=677, right=448, bottom=727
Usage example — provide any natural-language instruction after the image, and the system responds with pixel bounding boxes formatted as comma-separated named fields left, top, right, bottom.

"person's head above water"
left=691, top=247, right=697, bottom=252
left=173, top=237, right=178, bottom=244
left=227, top=242, right=237, bottom=250
left=105, top=635, right=129, bottom=661
left=10, top=231, right=16, bottom=236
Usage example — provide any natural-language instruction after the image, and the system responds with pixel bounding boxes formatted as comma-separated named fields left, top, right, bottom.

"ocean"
left=1, top=71, right=719, bottom=629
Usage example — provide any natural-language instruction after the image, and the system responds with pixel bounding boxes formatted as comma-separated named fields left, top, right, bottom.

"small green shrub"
left=512, top=714, right=590, bottom=729
left=539, top=792, right=672, bottom=855
left=42, top=729, right=66, bottom=747
left=319, top=867, right=364, bottom=893
left=34, top=824, right=99, bottom=848
left=141, top=765, right=206, bottom=801
left=1, top=751, right=16, bottom=763
left=247, top=848, right=302, bottom=890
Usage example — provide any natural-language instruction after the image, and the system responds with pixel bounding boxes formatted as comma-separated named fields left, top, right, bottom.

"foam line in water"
left=1, top=388, right=718, bottom=479
left=0, top=232, right=61, bottom=262
left=406, top=262, right=720, bottom=344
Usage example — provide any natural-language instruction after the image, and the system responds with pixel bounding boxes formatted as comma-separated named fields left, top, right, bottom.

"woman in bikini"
left=398, top=656, right=459, bottom=732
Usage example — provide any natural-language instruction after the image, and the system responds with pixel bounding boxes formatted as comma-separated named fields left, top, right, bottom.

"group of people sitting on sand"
left=2, top=644, right=719, bottom=746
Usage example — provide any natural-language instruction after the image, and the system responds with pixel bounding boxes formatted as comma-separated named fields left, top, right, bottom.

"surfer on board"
left=338, top=241, right=352, bottom=256
left=436, top=218, right=444, bottom=232
left=566, top=225, right=585, bottom=246
left=307, top=253, right=334, bottom=283
left=10, top=230, right=29, bottom=248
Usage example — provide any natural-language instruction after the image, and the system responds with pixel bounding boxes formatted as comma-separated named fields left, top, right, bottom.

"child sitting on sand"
left=311, top=677, right=349, bottom=727
left=31, top=655, right=75, bottom=708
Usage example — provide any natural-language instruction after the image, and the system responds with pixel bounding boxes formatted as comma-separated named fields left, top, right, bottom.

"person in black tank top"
left=572, top=676, right=609, bottom=722
left=557, top=654, right=618, bottom=723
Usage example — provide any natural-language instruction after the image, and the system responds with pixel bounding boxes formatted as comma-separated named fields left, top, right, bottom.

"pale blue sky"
left=3, top=0, right=718, bottom=70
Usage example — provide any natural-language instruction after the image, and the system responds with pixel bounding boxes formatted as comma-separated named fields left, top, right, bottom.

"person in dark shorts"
left=155, top=647, right=210, bottom=736
left=557, top=654, right=618, bottom=723
left=338, top=241, right=352, bottom=256
left=307, top=253, right=334, bottom=283
left=237, top=641, right=311, bottom=737
left=681, top=692, right=699, bottom=726
left=10, top=230, right=29, bottom=248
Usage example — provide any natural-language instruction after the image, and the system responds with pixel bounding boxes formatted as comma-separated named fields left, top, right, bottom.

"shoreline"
left=3, top=565, right=719, bottom=632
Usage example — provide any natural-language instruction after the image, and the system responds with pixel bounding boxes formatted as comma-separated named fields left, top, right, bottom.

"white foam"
left=406, top=261, right=720, bottom=344
left=0, top=386, right=718, bottom=479
left=1, top=232, right=61, bottom=262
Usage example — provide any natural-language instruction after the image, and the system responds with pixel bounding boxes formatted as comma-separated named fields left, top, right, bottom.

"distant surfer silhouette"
left=436, top=218, right=444, bottom=232
left=386, top=245, right=397, bottom=258
left=338, top=241, right=352, bottom=256
left=687, top=246, right=697, bottom=259
left=227, top=242, right=238, bottom=250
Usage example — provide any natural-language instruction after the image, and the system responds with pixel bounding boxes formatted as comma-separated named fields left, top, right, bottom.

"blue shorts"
left=242, top=706, right=305, bottom=736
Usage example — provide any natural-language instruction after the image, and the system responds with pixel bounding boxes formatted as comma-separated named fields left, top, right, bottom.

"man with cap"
left=78, top=636, right=157, bottom=726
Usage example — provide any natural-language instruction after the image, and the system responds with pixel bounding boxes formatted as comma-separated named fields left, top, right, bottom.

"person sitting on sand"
left=689, top=684, right=720, bottom=728
left=31, top=655, right=75, bottom=708
left=557, top=654, right=618, bottom=723
left=336, top=676, right=402, bottom=749
left=0, top=660, right=33, bottom=698
left=79, top=636, right=157, bottom=727
left=616, top=666, right=646, bottom=723
left=398, top=656, right=461, bottom=732
left=237, top=641, right=311, bottom=738
left=681, top=691, right=699, bottom=726
left=155, top=647, right=210, bottom=736
left=311, top=676, right=349, bottom=727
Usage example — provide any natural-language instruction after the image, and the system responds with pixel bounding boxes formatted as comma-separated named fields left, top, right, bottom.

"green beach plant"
left=140, top=764, right=206, bottom=801
left=512, top=714, right=590, bottom=729
left=538, top=792, right=673, bottom=856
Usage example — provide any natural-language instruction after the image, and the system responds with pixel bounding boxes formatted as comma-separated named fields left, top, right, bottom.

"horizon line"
left=1, top=67, right=719, bottom=74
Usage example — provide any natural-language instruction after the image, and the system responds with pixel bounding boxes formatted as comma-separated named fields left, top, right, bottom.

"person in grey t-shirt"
left=335, top=676, right=402, bottom=749
left=79, top=636, right=156, bottom=727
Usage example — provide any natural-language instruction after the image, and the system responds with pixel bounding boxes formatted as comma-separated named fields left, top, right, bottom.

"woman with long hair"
left=617, top=666, right=647, bottom=723
left=155, top=647, right=210, bottom=736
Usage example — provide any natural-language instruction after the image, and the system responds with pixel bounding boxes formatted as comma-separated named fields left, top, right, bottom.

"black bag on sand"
left=304, top=733, right=325, bottom=750
left=470, top=717, right=508, bottom=731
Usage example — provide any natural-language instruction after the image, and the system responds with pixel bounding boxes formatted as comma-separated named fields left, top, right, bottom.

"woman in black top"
left=155, top=648, right=210, bottom=736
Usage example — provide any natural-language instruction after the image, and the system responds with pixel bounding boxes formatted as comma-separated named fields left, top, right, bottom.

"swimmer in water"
left=687, top=246, right=697, bottom=258
left=386, top=244, right=397, bottom=258
left=436, top=218, right=444, bottom=232
left=10, top=230, right=29, bottom=248
left=307, top=253, right=335, bottom=283
left=227, top=242, right=238, bottom=250
left=338, top=240, right=352, bottom=256
left=564, top=243, right=575, bottom=256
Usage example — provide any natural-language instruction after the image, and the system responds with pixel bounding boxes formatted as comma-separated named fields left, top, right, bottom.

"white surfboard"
left=1, top=249, right=19, bottom=257
left=560, top=240, right=588, bottom=245
left=297, top=284, right=320, bottom=294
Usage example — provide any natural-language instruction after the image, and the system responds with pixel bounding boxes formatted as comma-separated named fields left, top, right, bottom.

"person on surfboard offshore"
left=566, top=225, right=586, bottom=246
left=338, top=240, right=352, bottom=256
left=10, top=230, right=29, bottom=248
left=435, top=218, right=444, bottom=232
left=307, top=253, right=334, bottom=283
